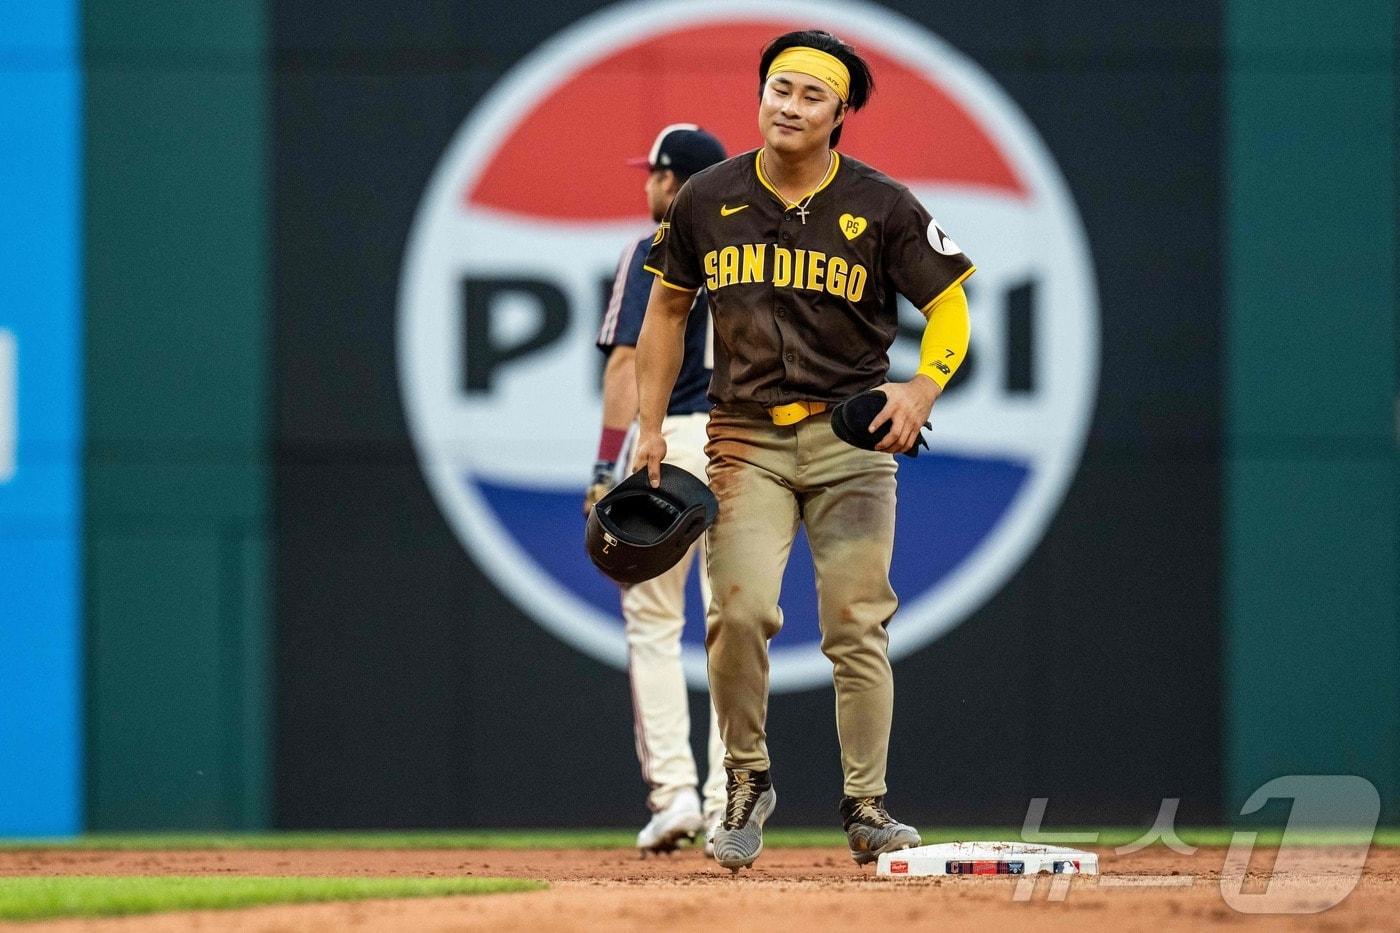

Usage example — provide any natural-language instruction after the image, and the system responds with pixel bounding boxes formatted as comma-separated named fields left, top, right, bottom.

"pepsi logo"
left=398, top=0, right=1100, bottom=691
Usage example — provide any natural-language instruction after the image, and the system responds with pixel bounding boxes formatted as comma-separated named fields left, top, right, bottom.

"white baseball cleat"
left=703, top=810, right=722, bottom=859
left=637, top=788, right=704, bottom=855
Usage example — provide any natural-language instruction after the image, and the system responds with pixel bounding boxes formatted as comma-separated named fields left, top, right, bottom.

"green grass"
left=3, top=827, right=1398, bottom=851
left=0, top=876, right=544, bottom=922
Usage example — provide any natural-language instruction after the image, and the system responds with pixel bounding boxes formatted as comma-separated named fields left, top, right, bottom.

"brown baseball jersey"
left=644, top=149, right=974, bottom=407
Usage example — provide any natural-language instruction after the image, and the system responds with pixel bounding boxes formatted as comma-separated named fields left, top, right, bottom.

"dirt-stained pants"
left=704, top=404, right=899, bottom=798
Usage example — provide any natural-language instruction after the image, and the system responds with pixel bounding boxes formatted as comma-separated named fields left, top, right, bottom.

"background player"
left=586, top=124, right=729, bottom=856
left=634, top=31, right=975, bottom=870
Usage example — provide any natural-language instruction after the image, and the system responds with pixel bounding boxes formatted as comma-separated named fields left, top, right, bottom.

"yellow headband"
left=766, top=46, right=850, bottom=103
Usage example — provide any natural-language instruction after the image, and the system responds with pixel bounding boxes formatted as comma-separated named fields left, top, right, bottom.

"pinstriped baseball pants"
left=620, top=411, right=726, bottom=816
left=704, top=404, right=900, bottom=798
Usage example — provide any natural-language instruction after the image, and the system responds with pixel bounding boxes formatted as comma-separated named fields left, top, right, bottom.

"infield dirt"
left=3, top=845, right=1397, bottom=931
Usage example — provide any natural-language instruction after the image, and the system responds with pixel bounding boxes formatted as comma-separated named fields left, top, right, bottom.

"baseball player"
left=633, top=30, right=975, bottom=870
left=587, top=125, right=729, bottom=855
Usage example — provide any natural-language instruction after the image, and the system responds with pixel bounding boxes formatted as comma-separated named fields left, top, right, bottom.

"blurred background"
left=0, top=0, right=1394, bottom=837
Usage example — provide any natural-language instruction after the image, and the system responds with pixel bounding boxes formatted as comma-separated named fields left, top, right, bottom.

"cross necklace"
left=763, top=150, right=832, bottom=225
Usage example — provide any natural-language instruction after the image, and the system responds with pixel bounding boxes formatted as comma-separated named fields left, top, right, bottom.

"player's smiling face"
left=759, top=73, right=845, bottom=155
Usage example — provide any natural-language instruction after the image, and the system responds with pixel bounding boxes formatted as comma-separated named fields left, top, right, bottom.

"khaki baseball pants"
left=621, top=411, right=726, bottom=817
left=704, top=404, right=899, bottom=798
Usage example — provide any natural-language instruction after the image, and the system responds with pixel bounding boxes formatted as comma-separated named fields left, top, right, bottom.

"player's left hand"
left=868, top=376, right=941, bottom=453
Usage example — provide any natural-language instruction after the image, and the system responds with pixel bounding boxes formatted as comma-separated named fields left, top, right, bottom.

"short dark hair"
left=758, top=30, right=874, bottom=147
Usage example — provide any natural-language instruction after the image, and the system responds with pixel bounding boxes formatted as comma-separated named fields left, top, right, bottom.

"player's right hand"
left=631, top=431, right=667, bottom=488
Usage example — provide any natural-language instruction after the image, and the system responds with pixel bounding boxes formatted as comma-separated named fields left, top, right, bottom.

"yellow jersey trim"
left=643, top=264, right=697, bottom=292
left=919, top=265, right=976, bottom=317
left=754, top=149, right=842, bottom=210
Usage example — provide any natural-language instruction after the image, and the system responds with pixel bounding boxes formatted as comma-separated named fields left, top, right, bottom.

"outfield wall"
left=0, top=0, right=84, bottom=837
left=0, top=0, right=1392, bottom=834
left=1224, top=0, right=1399, bottom=816
left=82, top=0, right=271, bottom=830
left=270, top=0, right=1227, bottom=827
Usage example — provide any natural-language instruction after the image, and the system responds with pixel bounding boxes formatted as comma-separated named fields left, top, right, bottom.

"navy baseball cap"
left=628, top=124, right=727, bottom=179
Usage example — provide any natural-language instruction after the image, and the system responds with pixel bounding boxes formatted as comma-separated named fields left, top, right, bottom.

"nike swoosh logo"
left=720, top=204, right=750, bottom=216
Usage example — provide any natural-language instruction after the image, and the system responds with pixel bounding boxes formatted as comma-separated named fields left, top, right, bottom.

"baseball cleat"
left=637, top=788, right=704, bottom=856
left=703, top=810, right=722, bottom=859
left=712, top=769, right=776, bottom=872
left=841, top=795, right=922, bottom=865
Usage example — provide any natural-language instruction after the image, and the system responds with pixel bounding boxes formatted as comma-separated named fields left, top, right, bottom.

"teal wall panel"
left=1225, top=0, right=1399, bottom=816
left=88, top=535, right=228, bottom=826
left=84, top=1, right=270, bottom=830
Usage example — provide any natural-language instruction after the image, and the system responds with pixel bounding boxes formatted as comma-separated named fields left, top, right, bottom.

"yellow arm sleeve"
left=915, top=283, right=971, bottom=389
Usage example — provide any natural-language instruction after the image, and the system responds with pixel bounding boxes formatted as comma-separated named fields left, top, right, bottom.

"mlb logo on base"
left=876, top=842, right=1098, bottom=877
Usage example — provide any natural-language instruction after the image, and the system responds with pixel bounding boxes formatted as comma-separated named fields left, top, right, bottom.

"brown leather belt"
left=767, top=400, right=829, bottom=426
